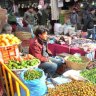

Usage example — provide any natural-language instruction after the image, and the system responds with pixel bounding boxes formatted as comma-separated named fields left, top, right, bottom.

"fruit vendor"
left=29, top=26, right=64, bottom=76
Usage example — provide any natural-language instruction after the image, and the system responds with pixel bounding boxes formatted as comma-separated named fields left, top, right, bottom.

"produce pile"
left=0, top=34, right=21, bottom=46
left=47, top=81, right=96, bottom=96
left=7, top=59, right=39, bottom=69
left=7, top=54, right=40, bottom=70
left=70, top=38, right=96, bottom=52
left=80, top=68, right=96, bottom=84
left=24, top=69, right=42, bottom=80
left=71, top=38, right=94, bottom=46
left=67, top=56, right=84, bottom=64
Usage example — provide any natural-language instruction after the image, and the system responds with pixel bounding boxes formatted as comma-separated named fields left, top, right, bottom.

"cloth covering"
left=48, top=43, right=96, bottom=60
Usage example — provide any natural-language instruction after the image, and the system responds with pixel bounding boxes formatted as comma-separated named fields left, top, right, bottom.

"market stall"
left=0, top=0, right=96, bottom=95
left=48, top=36, right=96, bottom=60
left=0, top=33, right=41, bottom=96
left=45, top=35, right=96, bottom=96
left=0, top=34, right=96, bottom=96
left=46, top=54, right=96, bottom=96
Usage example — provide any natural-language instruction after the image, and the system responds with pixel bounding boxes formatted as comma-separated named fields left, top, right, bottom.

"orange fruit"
left=0, top=42, right=6, bottom=46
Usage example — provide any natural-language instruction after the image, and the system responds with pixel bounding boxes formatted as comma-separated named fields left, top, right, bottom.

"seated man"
left=29, top=26, right=64, bottom=76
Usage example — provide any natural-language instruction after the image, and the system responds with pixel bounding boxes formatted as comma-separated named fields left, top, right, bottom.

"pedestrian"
left=70, top=7, right=81, bottom=32
left=23, top=7, right=37, bottom=38
left=85, top=6, right=96, bottom=40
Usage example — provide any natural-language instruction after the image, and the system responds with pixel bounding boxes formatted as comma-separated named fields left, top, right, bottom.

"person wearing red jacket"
left=29, top=26, right=64, bottom=76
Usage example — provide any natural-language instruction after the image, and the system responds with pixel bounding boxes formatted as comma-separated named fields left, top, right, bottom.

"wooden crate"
left=0, top=45, right=20, bottom=63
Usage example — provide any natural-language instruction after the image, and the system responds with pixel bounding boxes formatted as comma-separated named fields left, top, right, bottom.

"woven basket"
left=15, top=31, right=32, bottom=40
left=65, top=56, right=90, bottom=70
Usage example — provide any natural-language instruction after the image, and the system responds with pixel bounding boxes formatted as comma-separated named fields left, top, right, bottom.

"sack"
left=20, top=68, right=47, bottom=96
left=63, top=70, right=86, bottom=81
left=54, top=23, right=63, bottom=35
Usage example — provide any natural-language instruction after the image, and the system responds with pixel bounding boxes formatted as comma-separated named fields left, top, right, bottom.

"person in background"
left=80, top=3, right=89, bottom=38
left=13, top=2, right=19, bottom=17
left=29, top=26, right=64, bottom=76
left=23, top=7, right=37, bottom=38
left=2, top=23, right=12, bottom=34
left=8, top=12, right=17, bottom=32
left=92, top=6, right=96, bottom=39
left=37, top=5, right=48, bottom=26
left=85, top=6, right=96, bottom=40
left=70, top=7, right=80, bottom=32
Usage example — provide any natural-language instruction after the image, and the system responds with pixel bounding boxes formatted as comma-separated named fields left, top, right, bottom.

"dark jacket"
left=37, top=9, right=48, bottom=25
left=93, top=13, right=96, bottom=24
left=70, top=12, right=79, bottom=25
left=29, top=38, right=51, bottom=62
left=82, top=12, right=94, bottom=31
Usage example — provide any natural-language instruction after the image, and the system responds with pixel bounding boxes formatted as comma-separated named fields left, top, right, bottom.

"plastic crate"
left=0, top=44, right=20, bottom=63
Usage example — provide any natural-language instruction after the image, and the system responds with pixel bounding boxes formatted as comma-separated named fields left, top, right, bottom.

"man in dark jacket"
left=83, top=6, right=96, bottom=40
left=29, top=26, right=63, bottom=76
left=37, top=6, right=48, bottom=26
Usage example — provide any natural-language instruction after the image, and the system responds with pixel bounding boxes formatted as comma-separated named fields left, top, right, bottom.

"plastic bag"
left=63, top=70, right=86, bottom=81
left=20, top=68, right=47, bottom=96
left=54, top=23, right=64, bottom=35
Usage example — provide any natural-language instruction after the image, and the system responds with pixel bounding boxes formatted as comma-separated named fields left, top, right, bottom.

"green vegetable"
left=24, top=69, right=42, bottom=80
left=7, top=59, right=40, bottom=69
left=68, top=56, right=83, bottom=64
left=80, top=68, right=96, bottom=84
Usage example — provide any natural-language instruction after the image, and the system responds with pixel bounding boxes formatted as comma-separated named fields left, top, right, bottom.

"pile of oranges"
left=47, top=80, right=96, bottom=96
left=0, top=34, right=21, bottom=46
